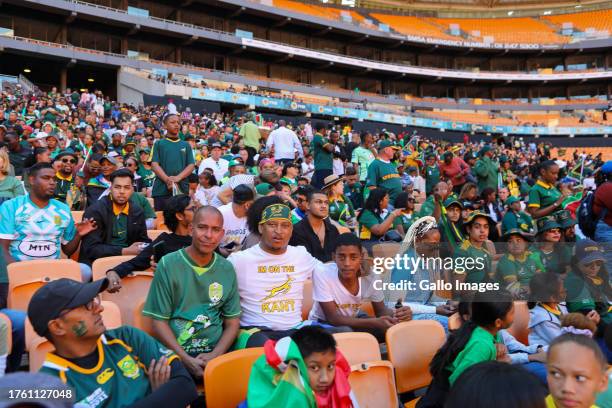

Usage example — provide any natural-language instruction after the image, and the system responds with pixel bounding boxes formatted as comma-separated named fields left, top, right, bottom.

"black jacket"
left=289, top=217, right=339, bottom=263
left=79, top=195, right=150, bottom=265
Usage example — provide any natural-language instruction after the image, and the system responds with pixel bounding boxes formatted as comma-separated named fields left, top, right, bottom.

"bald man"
left=143, top=206, right=241, bottom=379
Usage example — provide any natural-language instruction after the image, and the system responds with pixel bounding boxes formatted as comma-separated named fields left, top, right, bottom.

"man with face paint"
left=28, top=278, right=198, bottom=407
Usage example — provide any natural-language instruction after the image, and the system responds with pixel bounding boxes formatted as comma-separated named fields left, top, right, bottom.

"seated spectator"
left=357, top=188, right=402, bottom=244
left=453, top=211, right=494, bottom=284
left=85, top=154, right=115, bottom=207
left=323, top=175, right=356, bottom=231
left=218, top=185, right=255, bottom=257
left=246, top=326, right=356, bottom=408
left=496, top=228, right=544, bottom=299
left=28, top=278, right=198, bottom=407
left=143, top=206, right=241, bottom=379
left=418, top=291, right=514, bottom=407
left=528, top=273, right=569, bottom=348
left=242, top=196, right=284, bottom=250
left=0, top=163, right=97, bottom=288
left=291, top=185, right=312, bottom=224
left=501, top=196, right=535, bottom=236
left=228, top=203, right=319, bottom=348
left=392, top=192, right=416, bottom=237
left=310, top=233, right=412, bottom=342
left=546, top=334, right=608, bottom=408
left=79, top=168, right=150, bottom=266
left=533, top=216, right=571, bottom=276
left=53, top=150, right=77, bottom=203
left=0, top=149, right=25, bottom=205
left=343, top=166, right=363, bottom=211
left=290, top=189, right=339, bottom=263
left=105, top=195, right=194, bottom=292
left=194, top=171, right=219, bottom=207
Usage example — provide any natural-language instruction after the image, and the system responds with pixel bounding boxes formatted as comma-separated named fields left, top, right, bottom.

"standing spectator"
left=311, top=123, right=334, bottom=189
left=366, top=140, right=402, bottom=204
left=218, top=185, right=255, bottom=257
left=423, top=153, right=441, bottom=196
left=53, top=150, right=77, bottom=203
left=304, top=120, right=313, bottom=142
left=5, top=132, right=31, bottom=177
left=528, top=160, right=565, bottom=220
left=151, top=114, right=195, bottom=211
left=143, top=206, right=241, bottom=379
left=29, top=278, right=198, bottom=407
left=79, top=169, right=150, bottom=266
left=351, top=132, right=375, bottom=184
left=239, top=112, right=261, bottom=167
left=266, top=120, right=303, bottom=166
left=473, top=145, right=499, bottom=193
left=439, top=151, right=469, bottom=195
left=228, top=203, right=319, bottom=348
left=290, top=189, right=340, bottom=263
left=0, top=163, right=97, bottom=288
left=0, top=150, right=24, bottom=204
left=198, top=143, right=228, bottom=182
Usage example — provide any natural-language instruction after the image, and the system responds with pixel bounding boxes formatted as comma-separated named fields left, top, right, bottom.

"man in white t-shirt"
left=199, top=143, right=228, bottom=182
left=229, top=203, right=343, bottom=348
left=265, top=120, right=303, bottom=165
left=218, top=185, right=254, bottom=257
left=309, top=233, right=412, bottom=342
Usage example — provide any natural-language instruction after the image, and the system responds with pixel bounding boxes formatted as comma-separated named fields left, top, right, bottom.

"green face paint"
left=71, top=321, right=88, bottom=337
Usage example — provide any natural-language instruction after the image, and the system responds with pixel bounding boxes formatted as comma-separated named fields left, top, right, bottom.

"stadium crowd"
left=0, top=84, right=611, bottom=408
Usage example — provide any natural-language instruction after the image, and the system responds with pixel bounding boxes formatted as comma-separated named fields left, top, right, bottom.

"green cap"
left=228, top=159, right=243, bottom=168
left=502, top=228, right=533, bottom=242
left=125, top=137, right=136, bottom=146
left=499, top=155, right=508, bottom=164
left=536, top=216, right=561, bottom=234
left=259, top=203, right=291, bottom=224
left=378, top=140, right=400, bottom=151
left=464, top=211, right=493, bottom=226
left=255, top=183, right=274, bottom=196
left=506, top=196, right=520, bottom=206
left=479, top=145, right=492, bottom=156
left=443, top=197, right=463, bottom=209
left=555, top=210, right=576, bottom=229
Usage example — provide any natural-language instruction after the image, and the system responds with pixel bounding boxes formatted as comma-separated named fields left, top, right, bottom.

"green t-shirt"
left=137, top=167, right=155, bottom=189
left=453, top=240, right=493, bottom=283
left=528, top=180, right=561, bottom=211
left=344, top=183, right=363, bottom=210
left=130, top=193, right=156, bottom=220
left=311, top=133, right=333, bottom=170
left=365, top=159, right=402, bottom=202
left=501, top=210, right=534, bottom=236
left=496, top=251, right=544, bottom=287
left=448, top=326, right=500, bottom=385
left=328, top=196, right=355, bottom=226
left=418, top=195, right=436, bottom=218
left=358, top=209, right=385, bottom=241
left=393, top=211, right=415, bottom=232
left=143, top=250, right=241, bottom=356
left=239, top=121, right=261, bottom=150
left=533, top=246, right=572, bottom=275
left=564, top=271, right=612, bottom=324
left=280, top=177, right=298, bottom=190
left=424, top=165, right=440, bottom=195
left=351, top=146, right=375, bottom=182
left=39, top=326, right=178, bottom=408
left=0, top=176, right=25, bottom=199
left=150, top=137, right=195, bottom=197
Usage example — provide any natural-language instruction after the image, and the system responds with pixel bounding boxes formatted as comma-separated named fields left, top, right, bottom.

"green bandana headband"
left=259, top=204, right=291, bottom=224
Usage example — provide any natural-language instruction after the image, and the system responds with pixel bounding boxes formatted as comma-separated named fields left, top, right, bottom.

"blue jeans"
left=595, top=221, right=612, bottom=275
left=0, top=309, right=25, bottom=372
left=413, top=313, right=449, bottom=334
left=523, top=361, right=548, bottom=385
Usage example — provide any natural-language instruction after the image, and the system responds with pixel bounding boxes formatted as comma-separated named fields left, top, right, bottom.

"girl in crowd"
left=193, top=171, right=219, bottom=207
left=323, top=175, right=356, bottom=231
left=279, top=162, right=300, bottom=192
left=496, top=228, right=543, bottom=299
left=357, top=188, right=402, bottom=244
left=534, top=215, right=571, bottom=276
left=527, top=160, right=565, bottom=220
left=392, top=192, right=416, bottom=238
left=528, top=272, right=568, bottom=347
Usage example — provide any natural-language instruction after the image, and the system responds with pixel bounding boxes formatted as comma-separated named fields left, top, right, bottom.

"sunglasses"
left=58, top=295, right=101, bottom=318
left=584, top=260, right=604, bottom=268
left=62, top=158, right=77, bottom=164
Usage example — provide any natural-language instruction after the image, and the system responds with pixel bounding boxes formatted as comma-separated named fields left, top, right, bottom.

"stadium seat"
left=204, top=347, right=264, bottom=408
left=507, top=301, right=530, bottom=346
left=155, top=211, right=168, bottom=230
left=302, top=279, right=313, bottom=321
left=91, top=255, right=136, bottom=280
left=0, top=312, right=12, bottom=354
left=147, top=229, right=166, bottom=241
left=333, top=332, right=381, bottom=366
left=386, top=320, right=446, bottom=394
left=349, top=360, right=399, bottom=408
left=101, top=272, right=153, bottom=326
left=28, top=300, right=122, bottom=371
left=7, top=260, right=82, bottom=310
left=132, top=298, right=155, bottom=337
left=71, top=211, right=84, bottom=224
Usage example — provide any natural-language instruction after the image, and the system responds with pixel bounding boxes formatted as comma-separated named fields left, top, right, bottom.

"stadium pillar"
left=60, top=68, right=67, bottom=93
left=175, top=47, right=182, bottom=64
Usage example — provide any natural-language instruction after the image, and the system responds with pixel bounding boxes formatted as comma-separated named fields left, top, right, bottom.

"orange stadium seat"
left=132, top=298, right=155, bottom=337
left=8, top=260, right=82, bottom=310
left=147, top=229, right=167, bottom=241
left=91, top=255, right=136, bottom=279
left=386, top=320, right=446, bottom=394
left=545, top=10, right=612, bottom=33
left=204, top=347, right=264, bottom=408
left=155, top=211, right=168, bottom=230
left=349, top=360, right=399, bottom=408
left=333, top=332, right=381, bottom=366
left=370, top=14, right=458, bottom=41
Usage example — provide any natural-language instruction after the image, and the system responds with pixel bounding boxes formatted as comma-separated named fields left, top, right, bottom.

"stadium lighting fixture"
left=543, top=10, right=552, bottom=15
left=87, top=78, right=95, bottom=82
left=507, top=11, right=514, bottom=16
left=23, top=68, right=31, bottom=73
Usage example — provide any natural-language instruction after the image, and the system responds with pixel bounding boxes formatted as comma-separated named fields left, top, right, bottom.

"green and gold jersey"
left=311, top=133, right=333, bottom=170
left=528, top=180, right=561, bottom=210
left=453, top=240, right=492, bottom=283
left=501, top=210, right=534, bottom=236
left=150, top=138, right=195, bottom=197
left=143, top=250, right=241, bottom=357
left=392, top=211, right=415, bottom=232
left=358, top=209, right=385, bottom=241
left=424, top=165, right=440, bottom=195
left=365, top=159, right=402, bottom=202
left=328, top=196, right=355, bottom=226
left=39, top=326, right=178, bottom=408
left=533, top=246, right=572, bottom=275
left=54, top=173, right=74, bottom=203
left=496, top=251, right=544, bottom=287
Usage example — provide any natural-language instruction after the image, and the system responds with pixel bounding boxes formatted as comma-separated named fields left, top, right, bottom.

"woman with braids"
left=389, top=217, right=457, bottom=333
left=417, top=291, right=515, bottom=408
left=527, top=160, right=568, bottom=220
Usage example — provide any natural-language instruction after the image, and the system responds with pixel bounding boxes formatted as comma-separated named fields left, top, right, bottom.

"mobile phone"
left=224, top=241, right=237, bottom=250
left=153, top=240, right=167, bottom=263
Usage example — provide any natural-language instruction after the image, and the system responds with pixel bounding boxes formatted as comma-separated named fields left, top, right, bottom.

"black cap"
left=27, top=278, right=109, bottom=337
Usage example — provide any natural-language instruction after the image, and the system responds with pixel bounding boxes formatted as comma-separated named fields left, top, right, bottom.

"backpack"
left=577, top=189, right=607, bottom=239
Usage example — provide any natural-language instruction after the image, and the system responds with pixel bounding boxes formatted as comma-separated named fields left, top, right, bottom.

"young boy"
left=246, top=326, right=356, bottom=408
left=309, top=233, right=412, bottom=341
left=546, top=333, right=608, bottom=408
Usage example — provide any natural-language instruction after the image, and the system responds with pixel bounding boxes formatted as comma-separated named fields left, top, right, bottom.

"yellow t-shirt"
left=545, top=394, right=598, bottom=408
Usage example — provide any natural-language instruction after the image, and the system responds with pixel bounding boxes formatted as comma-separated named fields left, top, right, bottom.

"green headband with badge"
left=259, top=204, right=291, bottom=224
